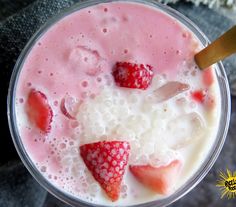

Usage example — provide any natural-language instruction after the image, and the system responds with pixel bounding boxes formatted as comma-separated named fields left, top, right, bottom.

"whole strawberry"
left=112, top=62, right=154, bottom=90
left=80, top=141, right=130, bottom=201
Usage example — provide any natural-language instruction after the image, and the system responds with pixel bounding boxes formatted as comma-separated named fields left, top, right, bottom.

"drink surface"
left=15, top=1, right=221, bottom=206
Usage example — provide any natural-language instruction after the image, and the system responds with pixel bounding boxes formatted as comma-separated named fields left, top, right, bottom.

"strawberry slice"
left=130, top=160, right=182, bottom=195
left=80, top=141, right=130, bottom=201
left=26, top=89, right=53, bottom=133
left=112, top=62, right=154, bottom=90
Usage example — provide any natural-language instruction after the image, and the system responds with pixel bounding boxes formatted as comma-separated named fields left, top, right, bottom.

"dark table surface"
left=0, top=0, right=236, bottom=206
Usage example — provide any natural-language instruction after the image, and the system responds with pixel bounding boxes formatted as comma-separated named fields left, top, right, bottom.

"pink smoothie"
left=15, top=1, right=220, bottom=206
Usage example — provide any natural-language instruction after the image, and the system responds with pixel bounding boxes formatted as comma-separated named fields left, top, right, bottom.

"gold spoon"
left=194, top=25, right=236, bottom=70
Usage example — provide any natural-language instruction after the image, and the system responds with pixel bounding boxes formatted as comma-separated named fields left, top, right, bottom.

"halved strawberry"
left=26, top=89, right=53, bottom=133
left=80, top=141, right=130, bottom=201
left=112, top=62, right=154, bottom=90
left=130, top=160, right=182, bottom=195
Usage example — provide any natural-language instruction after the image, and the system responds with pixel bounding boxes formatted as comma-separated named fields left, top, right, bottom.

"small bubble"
left=97, top=77, right=102, bottom=82
left=81, top=81, right=88, bottom=87
left=54, top=101, right=58, bottom=106
left=80, top=55, right=87, bottom=62
left=59, top=143, right=66, bottom=149
left=19, top=98, right=24, bottom=103
left=103, top=28, right=108, bottom=33
left=40, top=166, right=47, bottom=173
left=69, top=141, right=74, bottom=146
left=122, top=15, right=128, bottom=22
left=182, top=33, right=187, bottom=38
left=123, top=49, right=128, bottom=54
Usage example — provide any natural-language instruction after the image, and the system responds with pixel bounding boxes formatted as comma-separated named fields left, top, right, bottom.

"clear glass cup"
left=7, top=0, right=231, bottom=206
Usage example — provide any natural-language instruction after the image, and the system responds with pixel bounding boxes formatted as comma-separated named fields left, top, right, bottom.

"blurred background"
left=0, top=0, right=236, bottom=206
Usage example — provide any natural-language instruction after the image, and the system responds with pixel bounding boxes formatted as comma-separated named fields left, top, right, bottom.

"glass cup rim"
left=7, top=0, right=231, bottom=206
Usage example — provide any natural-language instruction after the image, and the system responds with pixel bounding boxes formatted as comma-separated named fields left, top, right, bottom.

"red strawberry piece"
left=130, top=160, right=182, bottom=195
left=80, top=141, right=130, bottom=201
left=112, top=62, right=154, bottom=90
left=27, top=89, right=53, bottom=133
left=191, top=90, right=206, bottom=103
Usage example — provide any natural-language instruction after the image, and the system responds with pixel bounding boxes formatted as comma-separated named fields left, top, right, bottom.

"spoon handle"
left=194, top=25, right=236, bottom=70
